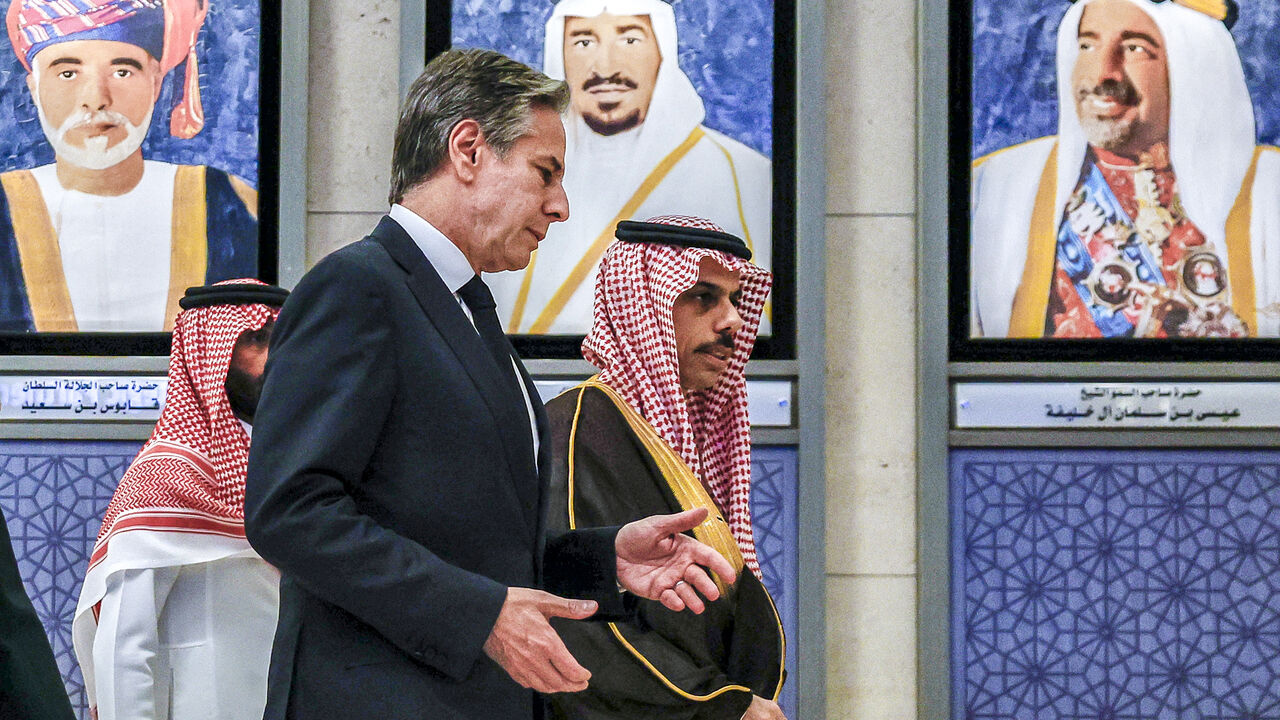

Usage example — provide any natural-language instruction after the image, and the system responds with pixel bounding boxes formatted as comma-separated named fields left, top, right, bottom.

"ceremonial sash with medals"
left=1046, top=159, right=1246, bottom=338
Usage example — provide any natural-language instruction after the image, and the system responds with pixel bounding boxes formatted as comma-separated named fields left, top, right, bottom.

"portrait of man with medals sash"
left=969, top=0, right=1280, bottom=338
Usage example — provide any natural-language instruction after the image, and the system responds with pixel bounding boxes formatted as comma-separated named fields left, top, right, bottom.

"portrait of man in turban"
left=0, top=0, right=262, bottom=333
left=969, top=0, right=1280, bottom=340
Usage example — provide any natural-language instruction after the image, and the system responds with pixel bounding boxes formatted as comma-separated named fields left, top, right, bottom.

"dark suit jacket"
left=0, top=508, right=76, bottom=720
left=245, top=216, right=617, bottom=720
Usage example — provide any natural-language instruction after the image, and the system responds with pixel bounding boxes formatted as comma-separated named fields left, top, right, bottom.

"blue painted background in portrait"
left=449, top=0, right=774, bottom=158
left=972, top=0, right=1280, bottom=160
left=0, top=0, right=261, bottom=186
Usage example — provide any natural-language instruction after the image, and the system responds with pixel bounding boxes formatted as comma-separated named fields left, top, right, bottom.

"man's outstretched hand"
left=615, top=508, right=737, bottom=613
left=482, top=587, right=598, bottom=693
left=485, top=510, right=735, bottom=690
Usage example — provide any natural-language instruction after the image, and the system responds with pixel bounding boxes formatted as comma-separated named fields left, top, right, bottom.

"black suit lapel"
left=370, top=217, right=539, bottom=540
left=500, top=364, right=540, bottom=530
left=513, top=357, right=551, bottom=532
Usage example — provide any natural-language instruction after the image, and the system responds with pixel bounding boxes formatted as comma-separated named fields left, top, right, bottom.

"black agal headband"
left=179, top=283, right=290, bottom=310
left=1070, top=0, right=1239, bottom=29
left=614, top=220, right=753, bottom=261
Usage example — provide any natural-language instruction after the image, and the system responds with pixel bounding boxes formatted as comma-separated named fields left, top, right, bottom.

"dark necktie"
left=457, top=275, right=526, bottom=403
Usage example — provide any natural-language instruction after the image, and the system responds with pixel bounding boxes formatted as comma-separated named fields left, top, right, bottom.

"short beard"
left=225, top=365, right=264, bottom=424
left=582, top=107, right=644, bottom=136
left=1075, top=78, right=1141, bottom=152
left=1079, top=114, right=1139, bottom=152
left=33, top=84, right=151, bottom=171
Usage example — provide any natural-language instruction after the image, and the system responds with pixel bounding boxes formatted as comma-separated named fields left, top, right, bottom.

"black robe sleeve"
left=0, top=508, right=76, bottom=720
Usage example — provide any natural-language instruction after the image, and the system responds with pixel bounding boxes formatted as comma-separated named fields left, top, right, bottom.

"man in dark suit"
left=243, top=48, right=735, bottom=720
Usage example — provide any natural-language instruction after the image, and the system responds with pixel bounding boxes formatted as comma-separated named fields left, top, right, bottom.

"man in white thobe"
left=0, top=0, right=259, bottom=333
left=73, top=280, right=286, bottom=720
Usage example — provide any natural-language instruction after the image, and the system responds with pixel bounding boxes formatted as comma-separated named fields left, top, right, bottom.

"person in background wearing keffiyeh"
left=0, top=0, right=259, bottom=333
left=72, top=279, right=287, bottom=720
left=544, top=215, right=786, bottom=720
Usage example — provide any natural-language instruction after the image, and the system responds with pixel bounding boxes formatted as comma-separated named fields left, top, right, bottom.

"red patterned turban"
left=7, top=0, right=211, bottom=138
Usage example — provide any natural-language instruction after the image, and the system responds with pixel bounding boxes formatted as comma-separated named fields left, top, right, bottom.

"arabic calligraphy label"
left=0, top=376, right=167, bottom=421
left=956, top=382, right=1274, bottom=429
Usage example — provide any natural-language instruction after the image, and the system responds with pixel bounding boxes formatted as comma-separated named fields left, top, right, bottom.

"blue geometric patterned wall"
left=2, top=440, right=798, bottom=720
left=952, top=449, right=1280, bottom=720
left=751, top=445, right=799, bottom=718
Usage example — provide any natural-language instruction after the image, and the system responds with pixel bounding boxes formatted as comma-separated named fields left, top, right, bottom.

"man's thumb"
left=540, top=593, right=599, bottom=619
left=656, top=507, right=709, bottom=534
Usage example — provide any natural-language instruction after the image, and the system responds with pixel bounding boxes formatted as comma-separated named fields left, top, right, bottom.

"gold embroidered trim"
left=228, top=174, right=259, bottom=221
left=1174, top=0, right=1229, bottom=21
left=583, top=377, right=743, bottom=585
left=605, top=623, right=754, bottom=702
left=564, top=377, right=786, bottom=702
left=1, top=170, right=76, bottom=331
left=1008, top=141, right=1060, bottom=337
left=1224, top=147, right=1260, bottom=335
left=705, top=134, right=754, bottom=255
left=168, top=166, right=208, bottom=332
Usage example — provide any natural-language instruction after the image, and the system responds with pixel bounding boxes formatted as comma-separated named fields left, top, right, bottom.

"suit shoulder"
left=314, top=235, right=393, bottom=272
left=286, top=238, right=393, bottom=304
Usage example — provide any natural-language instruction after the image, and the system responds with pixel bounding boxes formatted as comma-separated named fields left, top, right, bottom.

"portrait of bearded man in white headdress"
left=970, top=0, right=1280, bottom=339
left=483, top=0, right=773, bottom=336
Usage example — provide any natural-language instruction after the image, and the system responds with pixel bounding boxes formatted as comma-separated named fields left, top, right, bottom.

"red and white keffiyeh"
left=73, top=278, right=279, bottom=699
left=583, top=215, right=772, bottom=577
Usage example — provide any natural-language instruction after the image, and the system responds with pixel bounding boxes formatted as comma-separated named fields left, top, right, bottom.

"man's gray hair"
left=389, top=48, right=569, bottom=204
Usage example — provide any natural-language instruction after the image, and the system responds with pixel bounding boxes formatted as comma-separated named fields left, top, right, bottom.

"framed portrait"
left=951, top=0, right=1280, bottom=361
left=418, top=0, right=797, bottom=360
left=0, top=0, right=282, bottom=356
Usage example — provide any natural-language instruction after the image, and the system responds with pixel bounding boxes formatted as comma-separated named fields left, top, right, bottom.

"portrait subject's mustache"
left=35, top=93, right=152, bottom=170
left=582, top=72, right=638, bottom=91
left=1077, top=77, right=1140, bottom=107
left=60, top=109, right=135, bottom=133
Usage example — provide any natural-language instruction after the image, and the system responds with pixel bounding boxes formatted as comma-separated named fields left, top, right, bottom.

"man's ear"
left=447, top=119, right=484, bottom=182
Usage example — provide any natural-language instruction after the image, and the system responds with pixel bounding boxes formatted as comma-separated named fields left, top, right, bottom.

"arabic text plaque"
left=0, top=376, right=168, bottom=422
left=954, top=382, right=1280, bottom=429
